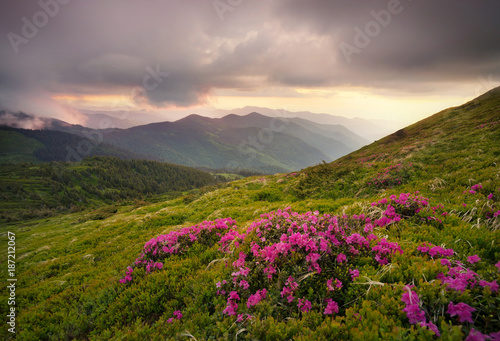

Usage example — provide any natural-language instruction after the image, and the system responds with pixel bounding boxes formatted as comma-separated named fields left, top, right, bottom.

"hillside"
left=0, top=88, right=499, bottom=340
left=0, top=156, right=219, bottom=222
left=0, top=127, right=155, bottom=164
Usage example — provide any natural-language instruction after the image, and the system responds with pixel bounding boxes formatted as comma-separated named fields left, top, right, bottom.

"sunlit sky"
left=1, top=1, right=499, bottom=125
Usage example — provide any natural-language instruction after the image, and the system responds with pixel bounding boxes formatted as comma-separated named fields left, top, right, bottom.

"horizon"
left=1, top=1, right=499, bottom=126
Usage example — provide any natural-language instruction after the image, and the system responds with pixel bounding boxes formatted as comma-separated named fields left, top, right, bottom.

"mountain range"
left=77, top=106, right=404, bottom=141
left=0, top=111, right=369, bottom=173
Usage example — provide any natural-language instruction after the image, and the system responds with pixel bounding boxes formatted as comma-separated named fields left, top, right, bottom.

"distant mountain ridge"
left=77, top=106, right=404, bottom=141
left=0, top=110, right=369, bottom=173
left=102, top=112, right=368, bottom=173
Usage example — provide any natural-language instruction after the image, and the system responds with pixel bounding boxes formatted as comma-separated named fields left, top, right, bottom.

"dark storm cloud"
left=0, top=0, right=499, bottom=117
left=276, top=0, right=500, bottom=84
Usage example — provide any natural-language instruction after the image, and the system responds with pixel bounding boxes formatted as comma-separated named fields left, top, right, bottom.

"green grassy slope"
left=0, top=127, right=153, bottom=164
left=0, top=88, right=499, bottom=340
left=0, top=156, right=219, bottom=223
left=0, top=130, right=44, bottom=164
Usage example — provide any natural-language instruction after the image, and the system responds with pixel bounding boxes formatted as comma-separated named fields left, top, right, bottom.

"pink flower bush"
left=119, top=218, right=239, bottom=282
left=437, top=266, right=478, bottom=293
left=468, top=255, right=481, bottom=264
left=323, top=299, right=339, bottom=315
left=479, top=280, right=499, bottom=292
left=281, top=277, right=299, bottom=303
left=119, top=266, right=134, bottom=284
left=118, top=197, right=499, bottom=335
left=417, top=242, right=454, bottom=258
left=401, top=286, right=439, bottom=336
left=217, top=207, right=404, bottom=319
left=336, top=253, right=347, bottom=263
left=298, top=298, right=312, bottom=313
left=367, top=163, right=413, bottom=189
left=166, top=310, right=182, bottom=323
left=419, top=322, right=440, bottom=337
left=327, top=278, right=342, bottom=291
left=349, top=268, right=360, bottom=280
left=247, top=289, right=267, bottom=309
left=447, top=302, right=476, bottom=323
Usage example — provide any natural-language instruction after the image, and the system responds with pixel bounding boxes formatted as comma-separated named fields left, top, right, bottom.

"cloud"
left=0, top=0, right=499, bottom=115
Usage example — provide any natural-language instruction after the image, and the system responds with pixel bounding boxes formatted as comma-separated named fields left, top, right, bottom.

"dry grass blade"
left=205, top=257, right=229, bottom=271
left=235, top=328, right=248, bottom=340
left=298, top=271, right=316, bottom=283
left=377, top=263, right=396, bottom=277
left=352, top=276, right=385, bottom=295
left=180, top=330, right=198, bottom=340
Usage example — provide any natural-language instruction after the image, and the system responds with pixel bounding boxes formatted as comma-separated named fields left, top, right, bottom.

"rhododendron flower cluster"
left=323, top=299, right=339, bottom=315
left=166, top=310, right=183, bottom=323
left=405, top=245, right=500, bottom=337
left=367, top=163, right=413, bottom=189
left=437, top=265, right=481, bottom=293
left=117, top=194, right=500, bottom=336
left=401, top=286, right=440, bottom=336
left=216, top=207, right=403, bottom=319
left=447, top=302, right=476, bottom=323
left=119, top=266, right=134, bottom=284
left=417, top=242, right=454, bottom=258
left=468, top=255, right=481, bottom=264
left=119, top=218, right=239, bottom=282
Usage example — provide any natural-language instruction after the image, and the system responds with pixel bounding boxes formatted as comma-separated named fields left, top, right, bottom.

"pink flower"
left=298, top=298, right=312, bottom=313
left=336, top=253, right=347, bottom=264
left=489, top=331, right=500, bottom=340
left=247, top=289, right=267, bottom=308
left=417, top=245, right=429, bottom=253
left=403, top=304, right=426, bottom=324
left=229, top=291, right=240, bottom=301
left=419, top=321, right=440, bottom=337
left=327, top=278, right=342, bottom=291
left=441, top=259, right=451, bottom=267
left=466, top=328, right=489, bottom=341
left=166, top=317, right=174, bottom=323
left=349, top=268, right=360, bottom=280
left=447, top=302, right=475, bottom=323
left=239, top=280, right=250, bottom=290
left=488, top=193, right=494, bottom=200
left=496, top=261, right=500, bottom=272
left=173, top=310, right=182, bottom=319
left=323, top=299, right=339, bottom=315
left=236, top=314, right=252, bottom=322
left=401, top=288, right=420, bottom=306
left=479, top=280, right=499, bottom=292
left=467, top=255, right=481, bottom=264
left=223, top=299, right=238, bottom=316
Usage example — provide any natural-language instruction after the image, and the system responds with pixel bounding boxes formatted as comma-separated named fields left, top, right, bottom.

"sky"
left=1, top=0, right=499, bottom=126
